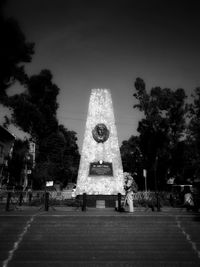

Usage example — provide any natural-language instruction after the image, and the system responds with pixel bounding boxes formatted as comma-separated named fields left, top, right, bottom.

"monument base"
left=76, top=194, right=125, bottom=208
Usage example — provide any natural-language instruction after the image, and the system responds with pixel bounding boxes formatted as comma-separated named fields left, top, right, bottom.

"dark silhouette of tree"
left=131, top=78, right=187, bottom=189
left=6, top=70, right=59, bottom=140
left=6, top=70, right=80, bottom=188
left=120, top=135, right=144, bottom=188
left=0, top=1, right=34, bottom=100
left=58, top=125, right=80, bottom=184
left=187, top=87, right=200, bottom=178
left=0, top=2, right=80, bottom=188
left=33, top=126, right=80, bottom=188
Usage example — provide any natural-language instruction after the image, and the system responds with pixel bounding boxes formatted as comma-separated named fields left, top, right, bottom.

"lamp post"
left=154, top=154, right=161, bottom=211
left=143, top=169, right=147, bottom=192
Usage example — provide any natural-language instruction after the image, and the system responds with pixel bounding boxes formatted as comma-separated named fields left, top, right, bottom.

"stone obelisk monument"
left=76, top=89, right=124, bottom=197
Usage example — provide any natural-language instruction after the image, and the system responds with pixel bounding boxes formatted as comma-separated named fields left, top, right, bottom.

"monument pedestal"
left=77, top=194, right=120, bottom=208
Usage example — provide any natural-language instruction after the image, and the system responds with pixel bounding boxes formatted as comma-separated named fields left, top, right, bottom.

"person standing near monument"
left=124, top=172, right=138, bottom=212
left=183, top=186, right=194, bottom=211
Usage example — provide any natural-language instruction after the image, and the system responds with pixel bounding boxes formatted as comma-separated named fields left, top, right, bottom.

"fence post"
left=117, top=193, right=121, bottom=211
left=28, top=191, right=32, bottom=205
left=82, top=193, right=87, bottom=211
left=44, top=191, right=49, bottom=211
left=19, top=192, right=23, bottom=206
left=5, top=191, right=11, bottom=211
left=156, top=192, right=161, bottom=212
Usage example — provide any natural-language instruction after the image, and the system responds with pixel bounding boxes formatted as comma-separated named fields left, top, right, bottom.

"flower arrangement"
left=123, top=172, right=138, bottom=193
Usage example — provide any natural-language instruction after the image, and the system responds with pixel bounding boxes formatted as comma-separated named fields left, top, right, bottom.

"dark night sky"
left=2, top=0, right=200, bottom=148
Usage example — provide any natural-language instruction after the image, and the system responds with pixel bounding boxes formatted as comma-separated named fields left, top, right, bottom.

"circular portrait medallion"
left=92, top=123, right=109, bottom=143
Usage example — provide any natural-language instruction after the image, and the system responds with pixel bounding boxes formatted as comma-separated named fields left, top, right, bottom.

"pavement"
left=0, top=206, right=200, bottom=267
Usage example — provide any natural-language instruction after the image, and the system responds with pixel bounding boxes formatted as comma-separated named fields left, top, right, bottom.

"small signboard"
left=46, top=181, right=54, bottom=187
left=89, top=162, right=113, bottom=176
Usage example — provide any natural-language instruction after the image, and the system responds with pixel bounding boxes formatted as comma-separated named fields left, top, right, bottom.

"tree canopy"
left=0, top=2, right=80, bottom=188
left=121, top=77, right=200, bottom=190
left=186, top=87, right=200, bottom=178
left=0, top=2, right=34, bottom=99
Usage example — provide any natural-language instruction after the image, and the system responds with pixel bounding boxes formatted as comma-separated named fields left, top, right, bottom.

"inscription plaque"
left=89, top=162, right=113, bottom=176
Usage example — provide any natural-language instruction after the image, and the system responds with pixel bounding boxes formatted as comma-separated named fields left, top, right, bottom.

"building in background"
left=0, top=125, right=15, bottom=186
left=22, top=141, right=36, bottom=190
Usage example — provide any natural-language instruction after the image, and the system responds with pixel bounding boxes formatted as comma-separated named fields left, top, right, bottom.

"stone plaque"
left=89, top=162, right=113, bottom=176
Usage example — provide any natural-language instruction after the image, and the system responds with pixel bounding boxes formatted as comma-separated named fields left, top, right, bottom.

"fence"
left=0, top=189, right=86, bottom=211
left=0, top=188, right=186, bottom=212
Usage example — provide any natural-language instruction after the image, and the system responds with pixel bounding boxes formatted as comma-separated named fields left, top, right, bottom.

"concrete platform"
left=0, top=208, right=200, bottom=266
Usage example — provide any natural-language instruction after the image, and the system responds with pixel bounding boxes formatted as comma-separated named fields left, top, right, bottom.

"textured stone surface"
left=76, top=89, right=124, bottom=195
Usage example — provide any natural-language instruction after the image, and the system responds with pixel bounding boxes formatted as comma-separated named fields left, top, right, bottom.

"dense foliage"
left=0, top=3, right=34, bottom=99
left=121, top=78, right=200, bottom=190
left=0, top=1, right=80, bottom=189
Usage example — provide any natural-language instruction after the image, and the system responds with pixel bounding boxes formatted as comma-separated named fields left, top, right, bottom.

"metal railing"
left=0, top=189, right=199, bottom=212
left=0, top=189, right=85, bottom=211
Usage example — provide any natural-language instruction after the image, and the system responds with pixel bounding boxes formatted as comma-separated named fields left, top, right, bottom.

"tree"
left=0, top=1, right=34, bottom=100
left=4, top=68, right=80, bottom=188
left=32, top=126, right=80, bottom=188
left=6, top=70, right=59, bottom=140
left=133, top=78, right=187, bottom=189
left=120, top=136, right=143, bottom=188
left=58, top=125, right=80, bottom=185
left=0, top=2, right=80, bottom=188
left=187, top=87, right=200, bottom=178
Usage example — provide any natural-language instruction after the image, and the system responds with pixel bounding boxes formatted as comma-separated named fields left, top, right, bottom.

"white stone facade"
left=76, top=89, right=125, bottom=195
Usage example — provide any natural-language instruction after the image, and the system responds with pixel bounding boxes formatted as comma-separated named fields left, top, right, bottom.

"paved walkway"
left=0, top=207, right=200, bottom=267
